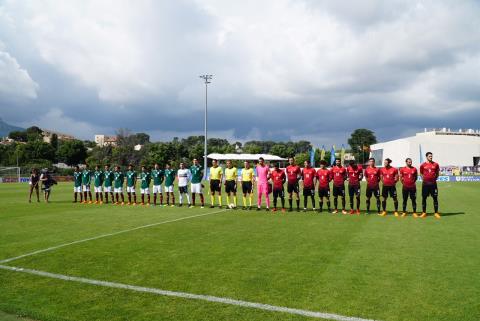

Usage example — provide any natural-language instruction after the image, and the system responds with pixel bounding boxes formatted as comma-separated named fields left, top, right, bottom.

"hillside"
left=0, top=118, right=24, bottom=137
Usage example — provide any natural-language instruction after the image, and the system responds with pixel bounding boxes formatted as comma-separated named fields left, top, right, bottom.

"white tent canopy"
left=207, top=153, right=287, bottom=161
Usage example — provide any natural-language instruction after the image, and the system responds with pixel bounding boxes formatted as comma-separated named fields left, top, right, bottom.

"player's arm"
left=419, top=164, right=424, bottom=178
left=435, top=164, right=440, bottom=179
left=358, top=168, right=364, bottom=181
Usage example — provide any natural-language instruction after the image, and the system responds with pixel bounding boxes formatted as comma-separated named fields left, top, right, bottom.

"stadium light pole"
left=199, top=74, right=213, bottom=179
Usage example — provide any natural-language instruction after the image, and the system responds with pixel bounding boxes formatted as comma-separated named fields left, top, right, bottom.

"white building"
left=370, top=128, right=480, bottom=167
left=94, top=134, right=117, bottom=147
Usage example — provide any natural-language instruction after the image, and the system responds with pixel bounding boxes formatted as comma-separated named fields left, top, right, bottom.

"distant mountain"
left=0, top=118, right=24, bottom=137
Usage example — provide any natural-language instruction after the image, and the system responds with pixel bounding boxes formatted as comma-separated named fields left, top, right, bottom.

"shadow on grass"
left=440, top=212, right=465, bottom=216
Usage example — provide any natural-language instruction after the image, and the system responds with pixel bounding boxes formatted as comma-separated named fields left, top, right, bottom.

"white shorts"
left=126, top=186, right=136, bottom=193
left=141, top=188, right=150, bottom=194
left=104, top=186, right=112, bottom=193
left=94, top=186, right=103, bottom=193
left=74, top=186, right=81, bottom=193
left=82, top=185, right=90, bottom=192
left=153, top=185, right=162, bottom=193
left=191, top=183, right=203, bottom=194
left=164, top=185, right=174, bottom=193
left=114, top=187, right=123, bottom=193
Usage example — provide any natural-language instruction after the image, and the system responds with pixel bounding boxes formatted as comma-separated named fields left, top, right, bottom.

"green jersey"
left=164, top=169, right=176, bottom=187
left=103, top=170, right=114, bottom=187
left=140, top=172, right=151, bottom=189
left=73, top=171, right=82, bottom=187
left=151, top=169, right=164, bottom=185
left=190, top=165, right=203, bottom=184
left=93, top=171, right=104, bottom=187
left=82, top=170, right=92, bottom=185
left=126, top=170, right=137, bottom=187
left=114, top=171, right=124, bottom=188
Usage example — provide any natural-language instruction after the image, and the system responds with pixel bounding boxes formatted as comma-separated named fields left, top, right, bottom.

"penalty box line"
left=0, top=209, right=227, bottom=264
left=0, top=264, right=379, bottom=321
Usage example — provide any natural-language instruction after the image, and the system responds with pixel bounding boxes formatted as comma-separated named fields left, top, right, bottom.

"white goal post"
left=0, top=167, right=21, bottom=183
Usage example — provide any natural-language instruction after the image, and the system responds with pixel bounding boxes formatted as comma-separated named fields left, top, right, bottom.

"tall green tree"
left=347, top=129, right=377, bottom=164
left=57, top=140, right=88, bottom=166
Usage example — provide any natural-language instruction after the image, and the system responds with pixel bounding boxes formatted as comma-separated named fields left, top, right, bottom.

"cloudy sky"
left=1, top=0, right=479, bottom=146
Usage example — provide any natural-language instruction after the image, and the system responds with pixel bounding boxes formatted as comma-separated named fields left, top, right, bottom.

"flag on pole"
left=330, top=145, right=336, bottom=165
left=310, top=148, right=315, bottom=167
left=320, top=145, right=326, bottom=161
left=340, top=144, right=346, bottom=165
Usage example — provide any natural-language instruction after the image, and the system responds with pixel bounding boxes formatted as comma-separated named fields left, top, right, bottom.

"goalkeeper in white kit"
left=177, top=162, right=192, bottom=207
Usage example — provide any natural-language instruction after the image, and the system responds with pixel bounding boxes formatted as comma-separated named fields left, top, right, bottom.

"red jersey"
left=420, top=161, right=439, bottom=185
left=347, top=165, right=363, bottom=186
left=399, top=166, right=418, bottom=189
left=364, top=166, right=380, bottom=188
left=302, top=167, right=317, bottom=189
left=286, top=165, right=301, bottom=184
left=380, top=166, right=398, bottom=186
left=271, top=169, right=286, bottom=190
left=331, top=166, right=347, bottom=187
left=316, top=168, right=332, bottom=189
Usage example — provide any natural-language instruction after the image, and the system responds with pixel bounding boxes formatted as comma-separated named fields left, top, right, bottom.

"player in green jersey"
left=126, top=164, right=137, bottom=205
left=113, top=165, right=125, bottom=205
left=93, top=165, right=104, bottom=204
left=190, top=158, right=204, bottom=207
left=73, top=165, right=83, bottom=203
left=140, top=165, right=151, bottom=205
left=164, top=163, right=176, bottom=206
left=103, top=164, right=114, bottom=204
left=151, top=163, right=164, bottom=206
left=81, top=165, right=93, bottom=203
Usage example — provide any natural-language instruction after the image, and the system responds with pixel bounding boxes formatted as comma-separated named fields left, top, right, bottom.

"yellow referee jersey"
left=209, top=166, right=223, bottom=180
left=225, top=167, right=237, bottom=181
left=241, top=168, right=254, bottom=182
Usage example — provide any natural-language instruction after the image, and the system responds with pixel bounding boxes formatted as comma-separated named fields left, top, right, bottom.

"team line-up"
left=67, top=152, right=441, bottom=218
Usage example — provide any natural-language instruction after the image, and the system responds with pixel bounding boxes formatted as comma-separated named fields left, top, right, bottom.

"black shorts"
left=402, top=188, right=416, bottom=199
left=318, top=188, right=330, bottom=198
left=273, top=188, right=284, bottom=199
left=210, top=179, right=221, bottom=193
left=366, top=186, right=380, bottom=198
left=303, top=187, right=315, bottom=197
left=242, top=181, right=253, bottom=194
left=422, top=184, right=438, bottom=198
left=179, top=186, right=188, bottom=194
left=287, top=183, right=299, bottom=194
left=348, top=185, right=361, bottom=197
left=333, top=185, right=345, bottom=197
left=225, top=180, right=237, bottom=193
left=382, top=186, right=397, bottom=198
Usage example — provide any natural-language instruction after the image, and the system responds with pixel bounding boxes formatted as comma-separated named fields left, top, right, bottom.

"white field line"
left=0, top=264, right=379, bottom=321
left=0, top=209, right=227, bottom=264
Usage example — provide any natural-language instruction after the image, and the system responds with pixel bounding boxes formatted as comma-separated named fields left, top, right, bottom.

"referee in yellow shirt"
left=241, top=160, right=255, bottom=210
left=224, top=160, right=238, bottom=209
left=209, top=159, right=223, bottom=208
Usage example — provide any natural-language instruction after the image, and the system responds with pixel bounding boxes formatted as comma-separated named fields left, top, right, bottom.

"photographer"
left=39, top=168, right=57, bottom=203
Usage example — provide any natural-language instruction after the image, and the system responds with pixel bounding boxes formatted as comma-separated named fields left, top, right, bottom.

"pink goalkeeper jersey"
left=256, top=165, right=269, bottom=184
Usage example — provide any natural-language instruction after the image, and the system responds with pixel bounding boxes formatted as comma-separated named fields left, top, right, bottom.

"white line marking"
left=0, top=209, right=227, bottom=264
left=0, top=264, right=379, bottom=321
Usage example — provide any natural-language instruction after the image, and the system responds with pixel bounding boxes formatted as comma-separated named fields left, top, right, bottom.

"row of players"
left=72, top=152, right=441, bottom=218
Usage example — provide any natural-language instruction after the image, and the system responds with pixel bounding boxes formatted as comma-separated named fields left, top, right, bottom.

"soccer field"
left=0, top=182, right=478, bottom=321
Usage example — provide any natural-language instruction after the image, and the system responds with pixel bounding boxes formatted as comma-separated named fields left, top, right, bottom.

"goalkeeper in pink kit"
left=256, top=157, right=270, bottom=211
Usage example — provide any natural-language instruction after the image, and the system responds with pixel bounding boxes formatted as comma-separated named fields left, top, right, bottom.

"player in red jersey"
left=301, top=160, right=317, bottom=212
left=331, top=158, right=347, bottom=214
left=270, top=163, right=286, bottom=212
left=399, top=158, right=418, bottom=217
left=316, top=160, right=332, bottom=213
left=346, top=160, right=363, bottom=214
left=379, top=158, right=399, bottom=216
left=364, top=158, right=381, bottom=214
left=419, top=152, right=440, bottom=218
left=286, top=157, right=302, bottom=212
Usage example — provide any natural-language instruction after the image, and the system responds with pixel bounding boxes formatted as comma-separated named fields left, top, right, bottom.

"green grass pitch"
left=0, top=182, right=478, bottom=321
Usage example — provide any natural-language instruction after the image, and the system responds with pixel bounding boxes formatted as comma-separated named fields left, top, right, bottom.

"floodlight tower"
left=199, top=74, right=213, bottom=179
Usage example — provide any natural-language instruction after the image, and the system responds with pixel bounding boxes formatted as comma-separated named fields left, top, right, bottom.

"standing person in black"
left=29, top=168, right=40, bottom=203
